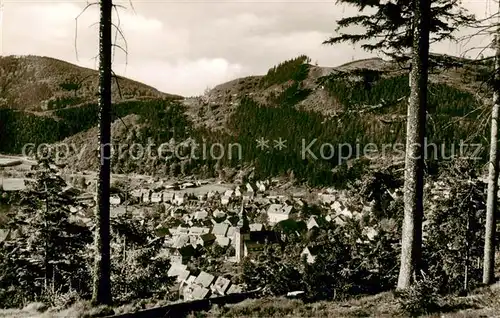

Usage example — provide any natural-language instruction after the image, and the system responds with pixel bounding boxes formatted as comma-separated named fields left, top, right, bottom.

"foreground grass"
left=2, top=285, right=500, bottom=318
left=188, top=285, right=500, bottom=318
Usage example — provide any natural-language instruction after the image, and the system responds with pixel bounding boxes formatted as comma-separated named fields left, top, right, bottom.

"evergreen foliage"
left=110, top=214, right=174, bottom=304
left=0, top=158, right=93, bottom=307
left=241, top=163, right=486, bottom=301
left=0, top=160, right=175, bottom=308
left=324, top=0, right=475, bottom=61
left=260, top=55, right=311, bottom=88
left=423, top=161, right=486, bottom=294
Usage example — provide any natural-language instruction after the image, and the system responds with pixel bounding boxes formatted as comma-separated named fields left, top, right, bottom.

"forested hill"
left=0, top=54, right=494, bottom=186
left=0, top=55, right=182, bottom=111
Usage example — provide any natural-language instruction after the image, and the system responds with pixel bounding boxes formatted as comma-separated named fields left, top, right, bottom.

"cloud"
left=3, top=0, right=498, bottom=96
left=3, top=2, right=229, bottom=95
left=105, top=57, right=246, bottom=97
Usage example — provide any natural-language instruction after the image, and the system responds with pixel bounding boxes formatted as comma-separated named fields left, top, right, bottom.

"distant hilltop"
left=0, top=55, right=182, bottom=111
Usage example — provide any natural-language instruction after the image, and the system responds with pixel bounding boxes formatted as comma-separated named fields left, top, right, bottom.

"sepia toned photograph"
left=1, top=0, right=500, bottom=316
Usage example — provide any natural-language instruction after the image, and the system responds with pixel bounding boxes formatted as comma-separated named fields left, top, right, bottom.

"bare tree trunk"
left=465, top=210, right=469, bottom=293
left=483, top=13, right=500, bottom=284
left=397, top=0, right=431, bottom=290
left=92, top=0, right=113, bottom=305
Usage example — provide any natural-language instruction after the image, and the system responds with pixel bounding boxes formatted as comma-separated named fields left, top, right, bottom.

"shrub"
left=395, top=276, right=440, bottom=316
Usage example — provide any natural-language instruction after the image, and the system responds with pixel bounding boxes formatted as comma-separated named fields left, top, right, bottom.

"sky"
left=0, top=0, right=497, bottom=96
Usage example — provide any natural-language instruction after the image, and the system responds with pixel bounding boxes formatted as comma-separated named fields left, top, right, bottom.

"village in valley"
left=0, top=155, right=381, bottom=302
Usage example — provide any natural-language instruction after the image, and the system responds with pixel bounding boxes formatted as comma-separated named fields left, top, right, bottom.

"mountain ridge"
left=0, top=55, right=182, bottom=111
left=0, top=53, right=493, bottom=185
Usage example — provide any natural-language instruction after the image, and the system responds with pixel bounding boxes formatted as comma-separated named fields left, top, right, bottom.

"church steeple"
left=235, top=200, right=250, bottom=263
left=239, top=201, right=250, bottom=233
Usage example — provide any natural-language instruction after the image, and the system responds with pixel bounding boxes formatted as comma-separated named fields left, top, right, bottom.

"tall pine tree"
left=324, top=0, right=474, bottom=289
left=92, top=0, right=113, bottom=305
left=483, top=2, right=500, bottom=285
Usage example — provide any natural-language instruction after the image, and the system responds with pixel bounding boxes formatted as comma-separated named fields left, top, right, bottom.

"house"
left=212, top=276, right=231, bottom=295
left=301, top=245, right=324, bottom=264
left=167, top=263, right=188, bottom=277
left=331, top=214, right=347, bottom=226
left=294, top=198, right=305, bottom=207
left=238, top=230, right=281, bottom=260
left=254, top=197, right=271, bottom=205
left=142, top=190, right=151, bottom=203
left=194, top=210, right=209, bottom=220
left=181, top=182, right=196, bottom=189
left=195, top=271, right=215, bottom=288
left=110, top=195, right=121, bottom=205
left=363, top=226, right=378, bottom=240
left=0, top=229, right=12, bottom=243
left=169, top=234, right=189, bottom=248
left=244, top=241, right=265, bottom=256
left=221, top=196, right=231, bottom=205
left=163, top=192, right=175, bottom=203
left=130, top=189, right=142, bottom=199
left=234, top=188, right=242, bottom=197
left=216, top=236, right=230, bottom=247
left=168, top=227, right=178, bottom=236
left=249, top=223, right=264, bottom=232
left=196, top=233, right=216, bottom=247
left=331, top=201, right=343, bottom=214
left=256, top=181, right=266, bottom=192
left=246, top=183, right=255, bottom=193
left=227, top=284, right=243, bottom=294
left=340, top=207, right=353, bottom=218
left=170, top=244, right=196, bottom=264
left=182, top=214, right=192, bottom=224
left=111, top=206, right=126, bottom=216
left=306, top=215, right=327, bottom=230
left=0, top=178, right=26, bottom=191
left=213, top=209, right=226, bottom=219
left=183, top=275, right=197, bottom=286
left=212, top=223, right=229, bottom=238
left=242, top=193, right=254, bottom=201
left=190, top=285, right=211, bottom=300
left=173, top=193, right=186, bottom=205
left=176, top=226, right=190, bottom=235
left=226, top=226, right=237, bottom=239
left=318, top=193, right=336, bottom=205
left=189, top=227, right=210, bottom=236
left=176, top=269, right=191, bottom=283
left=207, top=191, right=216, bottom=199
left=267, top=204, right=295, bottom=224
left=151, top=192, right=162, bottom=203
left=171, top=207, right=187, bottom=218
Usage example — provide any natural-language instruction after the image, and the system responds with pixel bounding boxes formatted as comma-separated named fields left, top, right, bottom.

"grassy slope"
left=188, top=286, right=500, bottom=318
left=2, top=286, right=500, bottom=317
